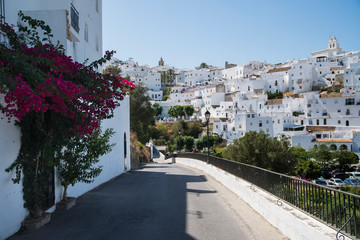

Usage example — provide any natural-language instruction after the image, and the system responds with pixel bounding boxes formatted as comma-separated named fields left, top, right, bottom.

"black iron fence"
left=170, top=152, right=360, bottom=239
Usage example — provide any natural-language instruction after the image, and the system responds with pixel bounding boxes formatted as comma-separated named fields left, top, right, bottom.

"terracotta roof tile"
left=314, top=139, right=352, bottom=143
left=267, top=67, right=291, bottom=73
left=266, top=99, right=283, bottom=105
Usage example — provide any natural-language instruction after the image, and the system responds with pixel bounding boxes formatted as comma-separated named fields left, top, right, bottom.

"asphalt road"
left=10, top=162, right=287, bottom=240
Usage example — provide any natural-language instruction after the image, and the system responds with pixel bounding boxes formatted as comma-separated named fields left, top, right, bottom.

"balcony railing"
left=170, top=153, right=360, bottom=239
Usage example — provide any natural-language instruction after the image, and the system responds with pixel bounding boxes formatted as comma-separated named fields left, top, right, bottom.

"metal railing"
left=170, top=152, right=360, bottom=239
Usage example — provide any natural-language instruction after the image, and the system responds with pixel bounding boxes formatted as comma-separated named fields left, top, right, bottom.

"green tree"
left=185, top=121, right=203, bottom=138
left=168, top=105, right=184, bottom=118
left=130, top=83, right=156, bottom=144
left=184, top=105, right=194, bottom=118
left=309, top=144, right=334, bottom=169
left=56, top=128, right=115, bottom=201
left=224, top=131, right=296, bottom=174
left=102, top=64, right=121, bottom=77
left=296, top=159, right=322, bottom=180
left=183, top=136, right=195, bottom=152
left=160, top=69, right=176, bottom=85
left=266, top=91, right=283, bottom=99
left=334, top=150, right=359, bottom=169
left=195, top=138, right=204, bottom=151
left=290, top=146, right=309, bottom=162
left=195, top=134, right=222, bottom=152
left=174, top=135, right=184, bottom=151
left=152, top=103, right=163, bottom=117
left=162, top=87, right=171, bottom=101
left=199, top=62, right=209, bottom=69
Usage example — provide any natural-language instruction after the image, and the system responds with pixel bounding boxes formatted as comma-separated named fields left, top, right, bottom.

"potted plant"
left=55, top=128, right=115, bottom=210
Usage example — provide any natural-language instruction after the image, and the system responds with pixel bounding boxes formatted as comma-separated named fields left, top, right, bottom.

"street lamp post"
left=205, top=110, right=211, bottom=163
left=178, top=130, right=181, bottom=154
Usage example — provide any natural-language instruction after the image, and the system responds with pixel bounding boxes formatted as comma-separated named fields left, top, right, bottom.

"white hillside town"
left=111, top=36, right=360, bottom=155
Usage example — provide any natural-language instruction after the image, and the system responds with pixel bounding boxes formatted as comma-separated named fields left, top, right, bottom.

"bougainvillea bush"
left=0, top=12, right=134, bottom=217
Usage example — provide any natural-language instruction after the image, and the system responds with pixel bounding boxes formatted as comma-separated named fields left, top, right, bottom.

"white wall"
left=0, top=114, right=28, bottom=240
left=5, top=0, right=103, bottom=65
left=0, top=96, right=130, bottom=239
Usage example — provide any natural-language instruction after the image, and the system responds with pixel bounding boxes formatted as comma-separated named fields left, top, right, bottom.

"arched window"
left=340, top=145, right=348, bottom=151
left=346, top=120, right=350, bottom=126
left=330, top=144, right=337, bottom=151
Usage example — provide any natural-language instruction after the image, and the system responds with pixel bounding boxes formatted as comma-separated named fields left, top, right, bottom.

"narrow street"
left=10, top=161, right=287, bottom=240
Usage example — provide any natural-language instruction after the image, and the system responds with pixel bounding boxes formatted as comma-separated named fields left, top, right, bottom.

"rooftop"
left=314, top=139, right=352, bottom=143
left=306, top=126, right=336, bottom=132
left=312, top=48, right=340, bottom=55
left=319, top=92, right=344, bottom=98
left=267, top=67, right=291, bottom=73
left=266, top=99, right=283, bottom=105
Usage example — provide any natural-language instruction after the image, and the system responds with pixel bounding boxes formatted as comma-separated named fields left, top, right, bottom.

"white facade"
left=0, top=97, right=130, bottom=240
left=6, top=0, right=103, bottom=65
left=0, top=1, right=132, bottom=239
left=344, top=63, right=360, bottom=93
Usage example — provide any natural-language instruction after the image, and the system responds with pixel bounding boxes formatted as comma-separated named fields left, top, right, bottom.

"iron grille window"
left=70, top=4, right=79, bottom=33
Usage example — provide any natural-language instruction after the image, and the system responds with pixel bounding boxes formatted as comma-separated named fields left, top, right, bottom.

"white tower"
left=328, top=36, right=339, bottom=49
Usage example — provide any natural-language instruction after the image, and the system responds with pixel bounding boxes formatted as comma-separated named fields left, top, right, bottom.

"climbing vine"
left=0, top=12, right=134, bottom=218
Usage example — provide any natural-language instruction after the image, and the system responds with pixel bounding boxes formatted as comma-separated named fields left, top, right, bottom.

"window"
left=70, top=4, right=79, bottom=33
left=340, top=145, right=348, bottom=150
left=345, top=98, right=355, bottom=105
left=346, top=109, right=350, bottom=115
left=338, top=120, right=341, bottom=124
left=84, top=23, right=88, bottom=42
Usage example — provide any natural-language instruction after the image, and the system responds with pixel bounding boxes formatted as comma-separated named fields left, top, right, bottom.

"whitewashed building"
left=0, top=1, right=131, bottom=239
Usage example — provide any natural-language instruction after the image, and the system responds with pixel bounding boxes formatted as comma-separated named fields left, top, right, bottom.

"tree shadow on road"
left=9, top=163, right=216, bottom=240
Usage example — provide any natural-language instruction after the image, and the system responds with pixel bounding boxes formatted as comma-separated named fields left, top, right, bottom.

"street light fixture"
left=205, top=110, right=210, bottom=163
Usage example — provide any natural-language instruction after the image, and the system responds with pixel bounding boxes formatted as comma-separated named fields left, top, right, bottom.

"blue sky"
left=103, top=0, right=360, bottom=69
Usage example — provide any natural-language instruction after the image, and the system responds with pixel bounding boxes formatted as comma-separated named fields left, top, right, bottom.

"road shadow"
left=9, top=163, right=215, bottom=240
